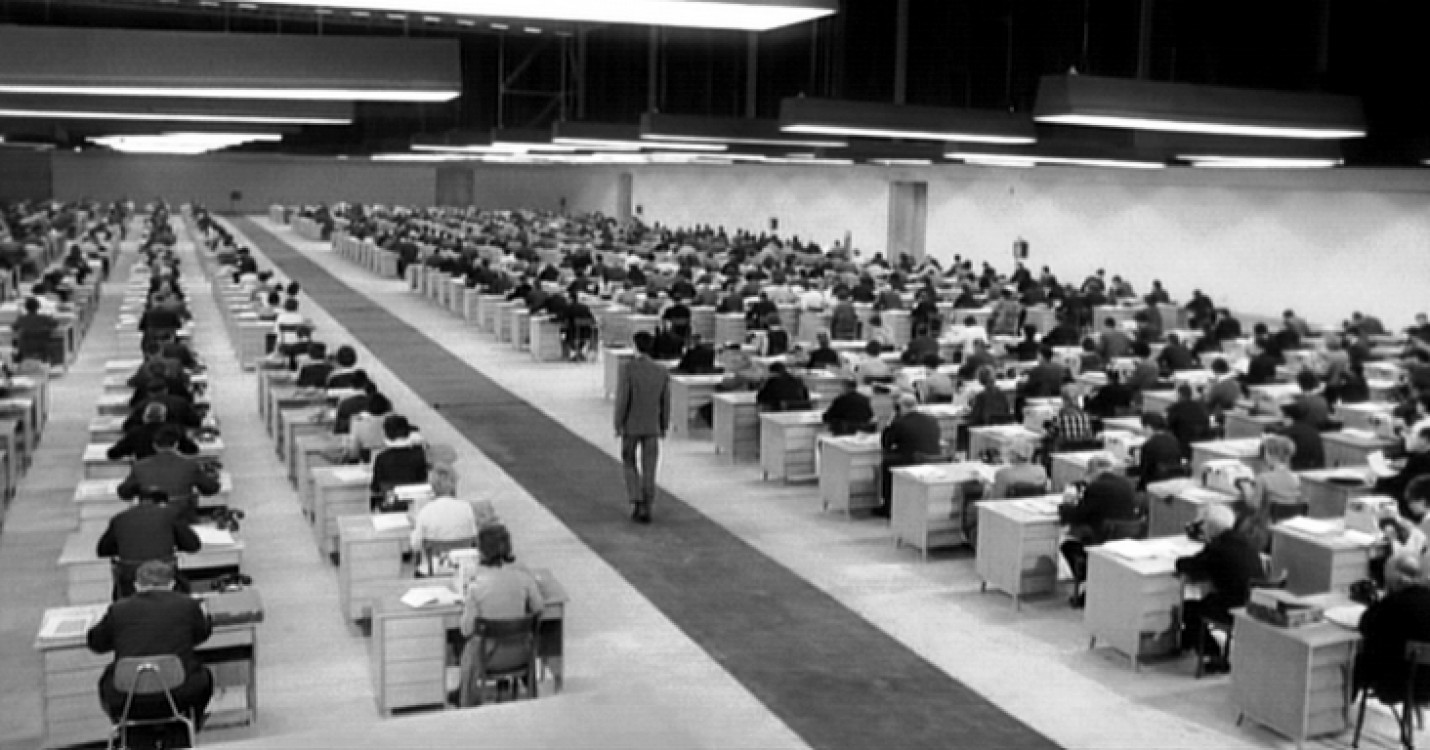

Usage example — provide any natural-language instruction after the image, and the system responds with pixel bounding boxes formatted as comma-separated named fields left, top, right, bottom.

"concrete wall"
left=51, top=152, right=436, bottom=212
left=0, top=149, right=53, bottom=202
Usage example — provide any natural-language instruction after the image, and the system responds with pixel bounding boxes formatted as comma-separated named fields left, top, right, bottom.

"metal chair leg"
left=1353, top=690, right=1368, bottom=749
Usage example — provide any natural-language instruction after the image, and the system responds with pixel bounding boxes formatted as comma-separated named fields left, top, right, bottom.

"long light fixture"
left=946, top=150, right=1164, bottom=170
left=641, top=113, right=845, bottom=149
left=779, top=97, right=1036, bottom=144
left=552, top=121, right=727, bottom=152
left=1183, top=155, right=1343, bottom=169
left=0, top=94, right=351, bottom=125
left=227, top=0, right=835, bottom=31
left=0, top=25, right=460, bottom=102
left=1034, top=74, right=1366, bottom=140
left=88, top=132, right=282, bottom=154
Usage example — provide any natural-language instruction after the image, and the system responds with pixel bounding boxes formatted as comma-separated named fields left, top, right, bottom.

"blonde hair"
left=429, top=464, right=458, bottom=496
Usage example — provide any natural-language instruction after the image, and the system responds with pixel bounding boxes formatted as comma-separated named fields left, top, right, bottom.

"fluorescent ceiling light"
left=869, top=158, right=933, bottom=166
left=646, top=132, right=845, bottom=148
left=0, top=25, right=460, bottom=103
left=947, top=151, right=1164, bottom=170
left=372, top=152, right=480, bottom=162
left=1183, top=155, right=1343, bottom=169
left=1037, top=114, right=1363, bottom=140
left=552, top=137, right=727, bottom=152
left=780, top=97, right=1036, bottom=144
left=0, top=85, right=454, bottom=102
left=642, top=113, right=846, bottom=149
left=228, top=0, right=836, bottom=31
left=0, top=107, right=347, bottom=125
left=88, top=131, right=280, bottom=154
left=1033, top=74, right=1366, bottom=140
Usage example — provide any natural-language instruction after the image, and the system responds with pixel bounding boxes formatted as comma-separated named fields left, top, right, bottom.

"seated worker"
left=116, top=426, right=221, bottom=525
left=1174, top=504, right=1263, bottom=674
left=1275, top=402, right=1328, bottom=471
left=371, top=415, right=429, bottom=511
left=650, top=320, right=686, bottom=361
left=756, top=363, right=811, bottom=412
left=762, top=320, right=791, bottom=357
left=878, top=394, right=943, bottom=517
left=1135, top=413, right=1186, bottom=490
left=745, top=292, right=778, bottom=331
left=1292, top=369, right=1332, bottom=429
left=1376, top=423, right=1430, bottom=505
left=853, top=340, right=893, bottom=384
left=1085, top=370, right=1135, bottom=419
left=350, top=393, right=394, bottom=463
left=806, top=332, right=842, bottom=370
left=1249, top=434, right=1303, bottom=522
left=156, top=331, right=200, bottom=373
left=127, top=354, right=190, bottom=405
left=1355, top=552, right=1430, bottom=707
left=1010, top=325, right=1042, bottom=362
left=900, top=327, right=940, bottom=366
left=410, top=465, right=493, bottom=571
left=272, top=298, right=311, bottom=358
left=1124, top=341, right=1161, bottom=393
left=86, top=560, right=213, bottom=738
left=1157, top=333, right=1199, bottom=374
left=97, top=490, right=201, bottom=599
left=325, top=346, right=361, bottom=389
left=139, top=293, right=185, bottom=350
left=107, top=403, right=200, bottom=462
left=295, top=342, right=332, bottom=387
left=990, top=438, right=1048, bottom=498
left=1059, top=453, right=1139, bottom=607
left=1043, top=383, right=1096, bottom=451
left=559, top=290, right=597, bottom=362
left=660, top=296, right=693, bottom=343
left=919, top=354, right=957, bottom=403
left=332, top=370, right=375, bottom=435
left=123, top=381, right=201, bottom=433
left=1096, top=317, right=1133, bottom=361
left=674, top=333, right=718, bottom=374
left=956, top=339, right=997, bottom=381
left=1023, top=346, right=1068, bottom=400
left=827, top=294, right=861, bottom=341
left=1243, top=339, right=1282, bottom=387
left=1041, top=313, right=1082, bottom=348
left=1202, top=358, right=1243, bottom=419
left=1165, top=384, right=1213, bottom=458
left=967, top=366, right=1013, bottom=427
left=822, top=379, right=875, bottom=436
left=12, top=297, right=58, bottom=364
left=454, top=524, right=545, bottom=708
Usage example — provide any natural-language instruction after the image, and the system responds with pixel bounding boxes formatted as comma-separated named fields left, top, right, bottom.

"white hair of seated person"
left=1201, top=504, right=1235, bottom=539
left=1085, top=453, right=1116, bottom=477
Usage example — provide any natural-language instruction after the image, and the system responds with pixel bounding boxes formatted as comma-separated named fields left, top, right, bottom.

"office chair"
left=1353, top=640, right=1430, bottom=749
left=106, top=655, right=196, bottom=750
left=456, top=613, right=542, bottom=708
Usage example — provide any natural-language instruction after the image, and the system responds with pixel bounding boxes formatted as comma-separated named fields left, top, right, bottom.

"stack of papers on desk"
left=400, top=586, right=462, bottom=608
left=38, top=604, right=107, bottom=640
left=1011, top=498, right=1060, bottom=516
left=331, top=466, right=371, bottom=483
left=193, top=526, right=235, bottom=546
left=1342, top=529, right=1378, bottom=546
left=1342, top=428, right=1378, bottom=441
left=1101, top=539, right=1157, bottom=560
left=371, top=514, right=411, bottom=532
left=1325, top=604, right=1367, bottom=631
left=1281, top=516, right=1339, bottom=536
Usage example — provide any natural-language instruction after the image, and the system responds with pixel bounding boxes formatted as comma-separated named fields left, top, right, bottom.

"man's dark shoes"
left=632, top=504, right=652, bottom=524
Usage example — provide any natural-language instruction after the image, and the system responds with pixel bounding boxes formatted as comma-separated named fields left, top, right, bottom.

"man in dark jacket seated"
left=1175, top=504, right=1263, bottom=673
left=1023, top=346, right=1068, bottom=400
left=87, top=560, right=213, bottom=741
left=822, top=379, right=875, bottom=436
left=1356, top=552, right=1430, bottom=707
left=755, top=363, right=810, bottom=412
left=806, top=332, right=842, bottom=370
left=97, top=490, right=201, bottom=599
left=878, top=395, right=942, bottom=518
left=674, top=334, right=717, bottom=374
left=1059, top=453, right=1140, bottom=607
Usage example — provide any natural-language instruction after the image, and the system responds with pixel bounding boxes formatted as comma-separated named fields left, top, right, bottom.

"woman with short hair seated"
left=990, top=438, right=1048, bottom=498
left=370, top=414, right=428, bottom=511
left=455, top=525, right=545, bottom=707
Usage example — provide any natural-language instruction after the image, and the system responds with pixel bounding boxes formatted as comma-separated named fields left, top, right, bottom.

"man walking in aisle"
left=615, top=331, right=670, bottom=524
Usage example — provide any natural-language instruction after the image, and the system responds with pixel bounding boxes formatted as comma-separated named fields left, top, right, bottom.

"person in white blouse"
left=409, top=465, right=497, bottom=553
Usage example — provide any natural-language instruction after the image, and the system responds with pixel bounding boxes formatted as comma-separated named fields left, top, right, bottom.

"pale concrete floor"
left=227, top=214, right=1412, bottom=750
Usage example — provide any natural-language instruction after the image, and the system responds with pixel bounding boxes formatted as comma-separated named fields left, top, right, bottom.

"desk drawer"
left=383, top=635, right=444, bottom=662
left=383, top=658, right=445, bottom=684
left=45, top=667, right=104, bottom=698
left=47, top=647, right=110, bottom=672
left=381, top=616, right=445, bottom=640
left=383, top=681, right=443, bottom=710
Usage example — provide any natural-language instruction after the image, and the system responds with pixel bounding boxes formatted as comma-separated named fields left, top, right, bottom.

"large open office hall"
left=4, top=2, right=1430, bottom=750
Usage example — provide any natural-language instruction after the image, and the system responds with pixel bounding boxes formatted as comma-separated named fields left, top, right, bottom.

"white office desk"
left=1085, top=535, right=1202, bottom=669
left=889, top=462, right=997, bottom=556
left=975, top=495, right=1064, bottom=609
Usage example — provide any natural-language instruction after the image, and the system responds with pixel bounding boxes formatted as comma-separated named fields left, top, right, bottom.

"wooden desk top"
left=58, top=521, right=245, bottom=566
left=1322, top=430, right=1397, bottom=449
left=370, top=567, right=569, bottom=621
left=760, top=411, right=823, bottom=427
left=1088, top=535, right=1203, bottom=576
left=338, top=514, right=412, bottom=543
left=73, top=472, right=233, bottom=503
left=36, top=591, right=264, bottom=651
left=1272, top=517, right=1377, bottom=551
left=890, top=461, right=998, bottom=485
left=312, top=465, right=372, bottom=487
left=976, top=495, right=1063, bottom=524
left=1191, top=437, right=1265, bottom=458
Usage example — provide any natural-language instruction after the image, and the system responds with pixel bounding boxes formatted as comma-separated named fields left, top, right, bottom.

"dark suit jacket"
left=1174, top=530, right=1262, bottom=608
left=615, top=355, right=670, bottom=437
left=297, top=362, right=334, bottom=388
left=881, top=412, right=942, bottom=460
left=1279, top=422, right=1327, bottom=471
left=1376, top=451, right=1430, bottom=503
left=823, top=392, right=875, bottom=434
left=756, top=374, right=810, bottom=411
left=124, top=394, right=201, bottom=432
left=371, top=445, right=429, bottom=495
left=1024, top=363, right=1067, bottom=399
left=117, top=452, right=220, bottom=523
left=1166, top=399, right=1213, bottom=448
left=96, top=503, right=201, bottom=562
left=1358, top=586, right=1430, bottom=703
left=107, top=423, right=199, bottom=461
left=1060, top=474, right=1138, bottom=541
left=88, top=589, right=212, bottom=679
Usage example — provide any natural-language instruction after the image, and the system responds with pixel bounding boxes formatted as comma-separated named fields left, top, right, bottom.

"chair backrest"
left=112, top=655, right=185, bottom=695
left=1004, top=481, right=1048, bottom=499
left=776, top=399, right=814, bottom=412
left=469, top=613, right=540, bottom=676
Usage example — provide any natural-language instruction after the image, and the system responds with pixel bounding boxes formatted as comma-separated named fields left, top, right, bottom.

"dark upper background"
left=1, top=0, right=1426, bottom=165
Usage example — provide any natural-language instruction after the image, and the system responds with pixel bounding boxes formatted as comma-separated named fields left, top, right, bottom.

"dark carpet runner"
left=232, top=217, right=1060, bottom=750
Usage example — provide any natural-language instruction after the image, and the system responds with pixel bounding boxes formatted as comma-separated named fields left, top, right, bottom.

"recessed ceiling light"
left=0, top=85, right=457, bottom=102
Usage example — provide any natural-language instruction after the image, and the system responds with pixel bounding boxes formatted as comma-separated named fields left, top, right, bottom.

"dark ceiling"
left=1, top=0, right=1427, bottom=164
